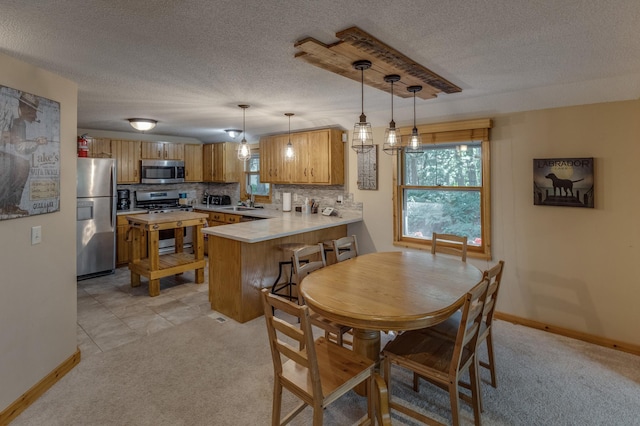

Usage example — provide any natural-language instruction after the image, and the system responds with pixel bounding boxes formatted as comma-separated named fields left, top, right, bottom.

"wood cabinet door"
left=308, top=130, right=331, bottom=183
left=259, top=137, right=271, bottom=183
left=112, top=139, right=141, bottom=184
left=88, top=137, right=112, bottom=158
left=202, top=144, right=214, bottom=182
left=290, top=132, right=309, bottom=183
left=184, top=144, right=203, bottom=182
left=141, top=141, right=163, bottom=159
left=164, top=143, right=184, bottom=160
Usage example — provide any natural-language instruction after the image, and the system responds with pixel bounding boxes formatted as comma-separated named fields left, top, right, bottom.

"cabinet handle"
left=311, top=168, right=314, bottom=177
left=304, top=168, right=307, bottom=177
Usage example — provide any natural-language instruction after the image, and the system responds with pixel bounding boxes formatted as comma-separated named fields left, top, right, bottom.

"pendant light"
left=351, top=60, right=374, bottom=153
left=404, top=85, right=423, bottom=154
left=382, top=74, right=402, bottom=155
left=284, top=113, right=295, bottom=162
left=237, top=104, right=251, bottom=161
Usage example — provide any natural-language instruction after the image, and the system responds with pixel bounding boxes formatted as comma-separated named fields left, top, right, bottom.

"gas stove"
left=135, top=190, right=194, bottom=214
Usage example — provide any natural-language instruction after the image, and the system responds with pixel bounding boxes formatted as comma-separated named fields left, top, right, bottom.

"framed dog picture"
left=533, top=158, right=594, bottom=208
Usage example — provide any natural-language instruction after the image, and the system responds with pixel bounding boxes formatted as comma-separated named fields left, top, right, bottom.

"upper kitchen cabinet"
left=141, top=141, right=184, bottom=160
left=260, top=128, right=344, bottom=185
left=184, top=144, right=203, bottom=182
left=87, top=137, right=112, bottom=158
left=203, top=142, right=239, bottom=183
left=112, top=139, right=141, bottom=184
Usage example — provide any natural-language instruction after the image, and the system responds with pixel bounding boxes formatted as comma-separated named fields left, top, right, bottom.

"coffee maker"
left=117, top=189, right=130, bottom=210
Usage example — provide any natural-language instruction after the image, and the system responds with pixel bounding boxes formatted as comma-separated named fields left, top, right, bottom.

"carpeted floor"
left=11, top=314, right=640, bottom=425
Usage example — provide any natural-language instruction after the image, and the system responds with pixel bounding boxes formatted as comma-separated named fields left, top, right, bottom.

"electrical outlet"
left=337, top=195, right=343, bottom=204
left=31, top=226, right=42, bottom=245
left=293, top=193, right=298, bottom=202
left=275, top=191, right=281, bottom=201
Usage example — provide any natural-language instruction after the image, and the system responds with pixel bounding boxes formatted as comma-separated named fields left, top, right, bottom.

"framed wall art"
left=0, top=86, right=60, bottom=220
left=533, top=157, right=594, bottom=208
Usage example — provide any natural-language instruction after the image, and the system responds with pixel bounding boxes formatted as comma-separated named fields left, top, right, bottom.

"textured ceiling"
left=2, top=0, right=640, bottom=143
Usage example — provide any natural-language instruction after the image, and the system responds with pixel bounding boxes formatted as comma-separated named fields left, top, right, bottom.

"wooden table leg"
left=149, top=279, right=160, bottom=297
left=130, top=226, right=141, bottom=287
left=353, top=328, right=380, bottom=396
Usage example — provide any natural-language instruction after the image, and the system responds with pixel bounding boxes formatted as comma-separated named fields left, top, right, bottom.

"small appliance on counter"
left=202, top=194, right=232, bottom=206
left=117, top=189, right=130, bottom=210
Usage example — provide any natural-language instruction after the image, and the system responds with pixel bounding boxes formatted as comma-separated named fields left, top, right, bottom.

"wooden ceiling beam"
left=294, top=26, right=461, bottom=100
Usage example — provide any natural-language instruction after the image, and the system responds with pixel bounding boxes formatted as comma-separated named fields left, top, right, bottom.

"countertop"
left=200, top=208, right=362, bottom=243
left=193, top=204, right=279, bottom=219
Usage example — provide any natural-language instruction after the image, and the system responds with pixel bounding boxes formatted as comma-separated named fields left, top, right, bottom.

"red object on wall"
left=77, top=134, right=89, bottom=157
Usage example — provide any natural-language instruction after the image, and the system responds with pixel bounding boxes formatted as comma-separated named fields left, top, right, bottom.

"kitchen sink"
left=220, top=206, right=257, bottom=211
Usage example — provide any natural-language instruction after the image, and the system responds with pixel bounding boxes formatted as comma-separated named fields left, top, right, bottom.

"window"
left=241, top=149, right=271, bottom=203
left=394, top=119, right=492, bottom=259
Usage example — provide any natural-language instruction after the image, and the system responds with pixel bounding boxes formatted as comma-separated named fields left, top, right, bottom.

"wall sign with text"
left=0, top=86, right=60, bottom=220
left=533, top=157, right=594, bottom=208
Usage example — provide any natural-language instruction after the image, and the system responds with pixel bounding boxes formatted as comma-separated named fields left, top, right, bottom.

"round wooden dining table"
left=299, top=251, right=484, bottom=362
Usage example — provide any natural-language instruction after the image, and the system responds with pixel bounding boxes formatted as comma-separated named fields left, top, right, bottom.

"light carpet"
left=11, top=315, right=640, bottom=425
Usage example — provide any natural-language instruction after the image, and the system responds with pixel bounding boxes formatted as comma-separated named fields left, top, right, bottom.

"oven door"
left=157, top=226, right=194, bottom=254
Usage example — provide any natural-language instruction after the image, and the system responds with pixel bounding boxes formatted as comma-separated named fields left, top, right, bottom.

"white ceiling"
left=2, top=0, right=640, bottom=143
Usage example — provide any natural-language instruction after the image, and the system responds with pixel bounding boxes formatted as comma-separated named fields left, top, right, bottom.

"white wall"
left=349, top=100, right=640, bottom=347
left=0, top=53, right=78, bottom=409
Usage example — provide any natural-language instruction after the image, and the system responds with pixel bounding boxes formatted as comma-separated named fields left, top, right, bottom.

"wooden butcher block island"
left=126, top=211, right=208, bottom=296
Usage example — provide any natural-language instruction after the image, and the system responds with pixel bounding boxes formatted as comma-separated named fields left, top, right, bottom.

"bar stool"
left=270, top=242, right=309, bottom=304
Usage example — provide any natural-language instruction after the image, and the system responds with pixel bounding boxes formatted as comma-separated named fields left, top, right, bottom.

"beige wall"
left=0, top=53, right=78, bottom=409
left=349, top=100, right=640, bottom=347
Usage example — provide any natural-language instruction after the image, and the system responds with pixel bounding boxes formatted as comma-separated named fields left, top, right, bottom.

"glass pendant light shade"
left=382, top=74, right=402, bottom=155
left=404, top=85, right=423, bottom=154
left=284, top=113, right=295, bottom=162
left=237, top=105, right=251, bottom=161
left=351, top=60, right=374, bottom=153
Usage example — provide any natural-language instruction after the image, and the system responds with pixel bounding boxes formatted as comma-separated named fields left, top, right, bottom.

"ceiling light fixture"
left=284, top=113, right=295, bottom=162
left=237, top=105, right=251, bottom=161
left=351, top=60, right=374, bottom=153
left=225, top=129, right=242, bottom=139
left=382, top=74, right=402, bottom=155
left=405, top=86, right=423, bottom=154
left=128, top=118, right=157, bottom=132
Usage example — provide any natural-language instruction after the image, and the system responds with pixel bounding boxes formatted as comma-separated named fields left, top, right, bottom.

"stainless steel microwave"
left=140, top=159, right=185, bottom=184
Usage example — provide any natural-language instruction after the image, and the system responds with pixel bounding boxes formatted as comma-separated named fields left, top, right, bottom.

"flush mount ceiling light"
left=284, top=113, right=295, bottom=162
left=225, top=129, right=242, bottom=139
left=351, top=60, right=374, bottom=154
left=236, top=105, right=251, bottom=161
left=405, top=85, right=424, bottom=154
left=128, top=118, right=157, bottom=132
left=382, top=74, right=402, bottom=155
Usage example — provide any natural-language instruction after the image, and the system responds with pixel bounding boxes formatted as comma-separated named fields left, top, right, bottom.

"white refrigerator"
left=77, top=158, right=117, bottom=279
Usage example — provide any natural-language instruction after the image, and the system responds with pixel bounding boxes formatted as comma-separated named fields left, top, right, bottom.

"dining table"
left=299, top=251, right=484, bottom=364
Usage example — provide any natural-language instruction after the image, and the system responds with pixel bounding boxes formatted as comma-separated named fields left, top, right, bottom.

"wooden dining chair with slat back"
left=261, top=289, right=376, bottom=426
left=428, top=260, right=505, bottom=393
left=292, top=243, right=352, bottom=347
left=382, top=276, right=490, bottom=426
left=431, top=232, right=468, bottom=261
left=332, top=234, right=359, bottom=263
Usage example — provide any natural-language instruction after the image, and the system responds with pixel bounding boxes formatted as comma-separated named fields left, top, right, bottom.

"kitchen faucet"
left=248, top=185, right=255, bottom=207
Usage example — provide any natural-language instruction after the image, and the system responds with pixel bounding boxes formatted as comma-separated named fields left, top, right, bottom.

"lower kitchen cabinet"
left=194, top=210, right=228, bottom=255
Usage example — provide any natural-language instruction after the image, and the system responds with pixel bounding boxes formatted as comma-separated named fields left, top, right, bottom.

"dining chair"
left=261, top=289, right=375, bottom=426
left=431, top=232, right=468, bottom=261
left=332, top=234, right=359, bottom=263
left=428, top=260, right=505, bottom=390
left=382, top=276, right=490, bottom=426
left=292, top=243, right=352, bottom=347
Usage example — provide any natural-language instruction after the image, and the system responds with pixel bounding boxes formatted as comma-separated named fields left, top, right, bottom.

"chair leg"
left=469, top=359, right=482, bottom=426
left=312, top=400, right=323, bottom=426
left=272, top=380, right=282, bottom=426
left=484, top=332, right=497, bottom=388
left=449, top=380, right=461, bottom=426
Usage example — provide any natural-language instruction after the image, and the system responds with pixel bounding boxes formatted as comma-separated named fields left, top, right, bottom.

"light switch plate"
left=31, top=226, right=42, bottom=245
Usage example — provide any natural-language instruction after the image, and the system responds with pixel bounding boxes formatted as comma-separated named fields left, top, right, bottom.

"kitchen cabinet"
left=87, top=137, right=112, bottom=158
left=260, top=128, right=343, bottom=185
left=141, top=141, right=184, bottom=160
left=184, top=144, right=203, bottom=182
left=116, top=214, right=147, bottom=267
left=112, top=139, right=141, bottom=184
left=203, top=142, right=239, bottom=183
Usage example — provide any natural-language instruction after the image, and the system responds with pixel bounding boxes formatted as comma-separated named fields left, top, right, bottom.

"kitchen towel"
left=283, top=193, right=292, bottom=212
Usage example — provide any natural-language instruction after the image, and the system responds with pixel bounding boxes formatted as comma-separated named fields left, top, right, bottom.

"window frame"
left=392, top=119, right=492, bottom=259
left=240, top=146, right=271, bottom=204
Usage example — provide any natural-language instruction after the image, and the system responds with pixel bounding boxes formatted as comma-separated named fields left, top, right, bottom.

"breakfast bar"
left=126, top=211, right=208, bottom=296
left=201, top=210, right=362, bottom=323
